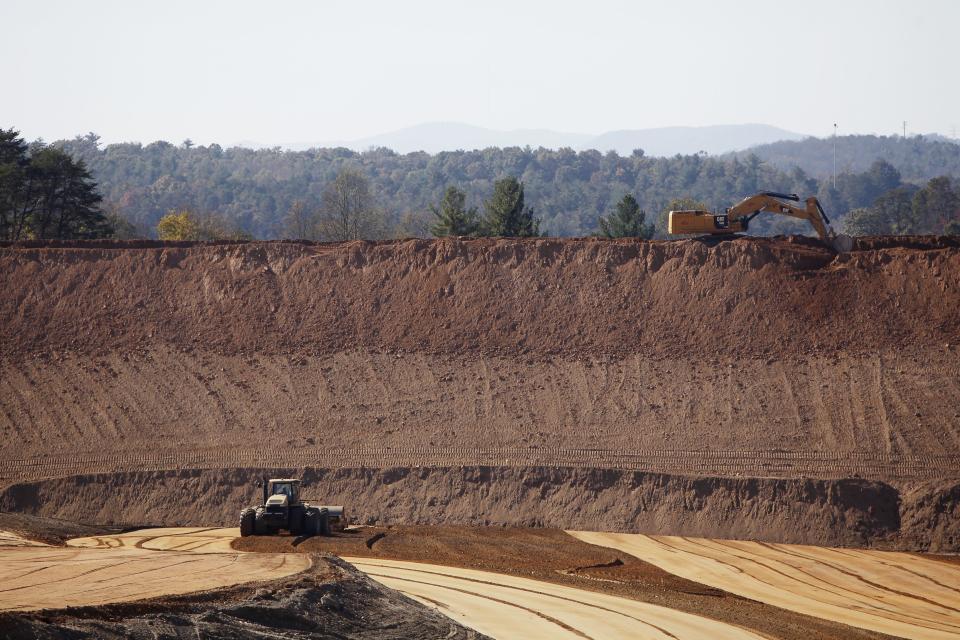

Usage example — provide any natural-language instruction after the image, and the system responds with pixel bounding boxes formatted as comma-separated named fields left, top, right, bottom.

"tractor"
left=239, top=477, right=345, bottom=537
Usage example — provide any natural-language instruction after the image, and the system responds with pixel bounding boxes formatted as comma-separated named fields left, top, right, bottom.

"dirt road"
left=347, top=557, right=766, bottom=639
left=0, top=528, right=310, bottom=612
left=571, top=531, right=960, bottom=640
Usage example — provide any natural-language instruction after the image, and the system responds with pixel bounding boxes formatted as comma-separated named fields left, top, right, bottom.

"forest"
left=4, top=129, right=959, bottom=240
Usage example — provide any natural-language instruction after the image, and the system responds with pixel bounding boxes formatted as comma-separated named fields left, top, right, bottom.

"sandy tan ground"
left=6, top=526, right=765, bottom=638
left=0, top=527, right=310, bottom=612
left=236, top=524, right=898, bottom=639
left=571, top=531, right=960, bottom=640
left=348, top=557, right=766, bottom=639
left=0, top=530, right=47, bottom=547
left=68, top=526, right=239, bottom=553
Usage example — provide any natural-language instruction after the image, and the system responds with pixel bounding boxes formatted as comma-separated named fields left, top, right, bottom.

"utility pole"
left=833, top=123, right=837, bottom=190
left=903, top=121, right=907, bottom=138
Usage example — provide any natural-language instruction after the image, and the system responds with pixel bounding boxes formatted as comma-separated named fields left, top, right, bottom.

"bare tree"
left=283, top=199, right=317, bottom=239
left=317, top=169, right=383, bottom=241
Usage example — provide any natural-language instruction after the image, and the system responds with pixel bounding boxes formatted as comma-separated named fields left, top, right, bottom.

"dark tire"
left=239, top=508, right=255, bottom=537
left=303, top=509, right=319, bottom=536
left=254, top=509, right=268, bottom=535
left=289, top=516, right=303, bottom=536
left=318, top=508, right=330, bottom=536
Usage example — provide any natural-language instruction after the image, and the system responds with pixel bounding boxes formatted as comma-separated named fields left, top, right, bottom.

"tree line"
left=55, top=132, right=927, bottom=239
left=844, top=177, right=960, bottom=236
left=4, top=126, right=959, bottom=241
left=733, top=134, right=960, bottom=181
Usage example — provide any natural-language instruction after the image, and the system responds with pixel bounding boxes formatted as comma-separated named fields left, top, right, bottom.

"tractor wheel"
left=290, top=509, right=307, bottom=536
left=318, top=508, right=331, bottom=536
left=304, top=509, right=320, bottom=536
left=239, top=508, right=255, bottom=537
left=254, top=509, right=268, bottom=535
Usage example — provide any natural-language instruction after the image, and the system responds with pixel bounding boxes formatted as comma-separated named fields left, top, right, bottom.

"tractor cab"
left=267, top=479, right=300, bottom=505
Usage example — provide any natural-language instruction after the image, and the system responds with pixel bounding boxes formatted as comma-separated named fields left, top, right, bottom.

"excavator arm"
left=668, top=191, right=853, bottom=252
left=726, top=192, right=831, bottom=240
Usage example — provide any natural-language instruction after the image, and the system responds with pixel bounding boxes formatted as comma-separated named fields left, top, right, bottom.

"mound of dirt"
left=0, top=512, right=120, bottom=545
left=0, top=554, right=484, bottom=639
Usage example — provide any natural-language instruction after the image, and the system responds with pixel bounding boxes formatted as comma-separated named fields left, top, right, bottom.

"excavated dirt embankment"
left=4, top=235, right=959, bottom=359
left=2, top=236, right=959, bottom=548
left=2, top=467, right=958, bottom=551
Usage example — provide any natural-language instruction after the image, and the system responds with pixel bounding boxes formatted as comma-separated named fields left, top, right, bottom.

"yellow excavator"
left=668, top=191, right=853, bottom=252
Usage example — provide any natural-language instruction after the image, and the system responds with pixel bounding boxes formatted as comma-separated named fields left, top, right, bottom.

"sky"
left=2, top=0, right=958, bottom=146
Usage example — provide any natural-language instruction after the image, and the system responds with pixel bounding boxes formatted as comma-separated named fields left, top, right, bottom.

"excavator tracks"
left=2, top=447, right=956, bottom=483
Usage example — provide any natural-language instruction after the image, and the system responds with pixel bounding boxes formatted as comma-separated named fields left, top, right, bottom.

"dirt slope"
left=4, top=466, right=958, bottom=550
left=2, top=237, right=959, bottom=548
left=3, top=236, right=959, bottom=359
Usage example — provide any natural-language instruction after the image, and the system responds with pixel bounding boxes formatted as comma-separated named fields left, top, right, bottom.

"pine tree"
left=1, top=133, right=111, bottom=241
left=597, top=194, right=654, bottom=238
left=482, top=177, right=540, bottom=237
left=430, top=186, right=479, bottom=237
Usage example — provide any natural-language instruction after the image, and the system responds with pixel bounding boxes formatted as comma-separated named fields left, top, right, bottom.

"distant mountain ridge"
left=263, top=122, right=806, bottom=157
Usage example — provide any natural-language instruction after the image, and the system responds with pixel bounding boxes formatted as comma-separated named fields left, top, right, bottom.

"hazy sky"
left=3, top=0, right=958, bottom=145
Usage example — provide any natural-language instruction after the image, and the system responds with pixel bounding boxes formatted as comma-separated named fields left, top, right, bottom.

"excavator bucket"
left=831, top=234, right=854, bottom=253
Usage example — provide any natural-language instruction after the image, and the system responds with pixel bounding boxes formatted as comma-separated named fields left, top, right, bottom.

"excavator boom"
left=668, top=192, right=852, bottom=252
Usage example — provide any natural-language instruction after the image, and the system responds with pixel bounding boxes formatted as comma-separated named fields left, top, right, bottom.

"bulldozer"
left=239, top=477, right=345, bottom=537
left=668, top=191, right=854, bottom=252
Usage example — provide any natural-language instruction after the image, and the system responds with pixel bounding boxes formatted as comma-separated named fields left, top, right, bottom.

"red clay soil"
left=2, top=236, right=958, bottom=359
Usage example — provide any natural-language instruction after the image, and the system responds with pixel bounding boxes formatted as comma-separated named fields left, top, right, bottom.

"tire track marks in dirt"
left=2, top=447, right=955, bottom=483
left=695, top=538, right=957, bottom=630
left=347, top=558, right=764, bottom=640
left=753, top=542, right=960, bottom=613
left=569, top=531, right=960, bottom=640
left=376, top=573, right=597, bottom=640
left=0, top=528, right=310, bottom=612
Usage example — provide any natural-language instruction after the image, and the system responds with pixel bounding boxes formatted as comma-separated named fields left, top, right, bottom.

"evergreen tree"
left=482, top=176, right=540, bottom=237
left=28, top=147, right=109, bottom=239
left=597, top=194, right=654, bottom=238
left=0, top=130, right=110, bottom=240
left=0, top=128, right=31, bottom=240
left=430, top=186, right=479, bottom=237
